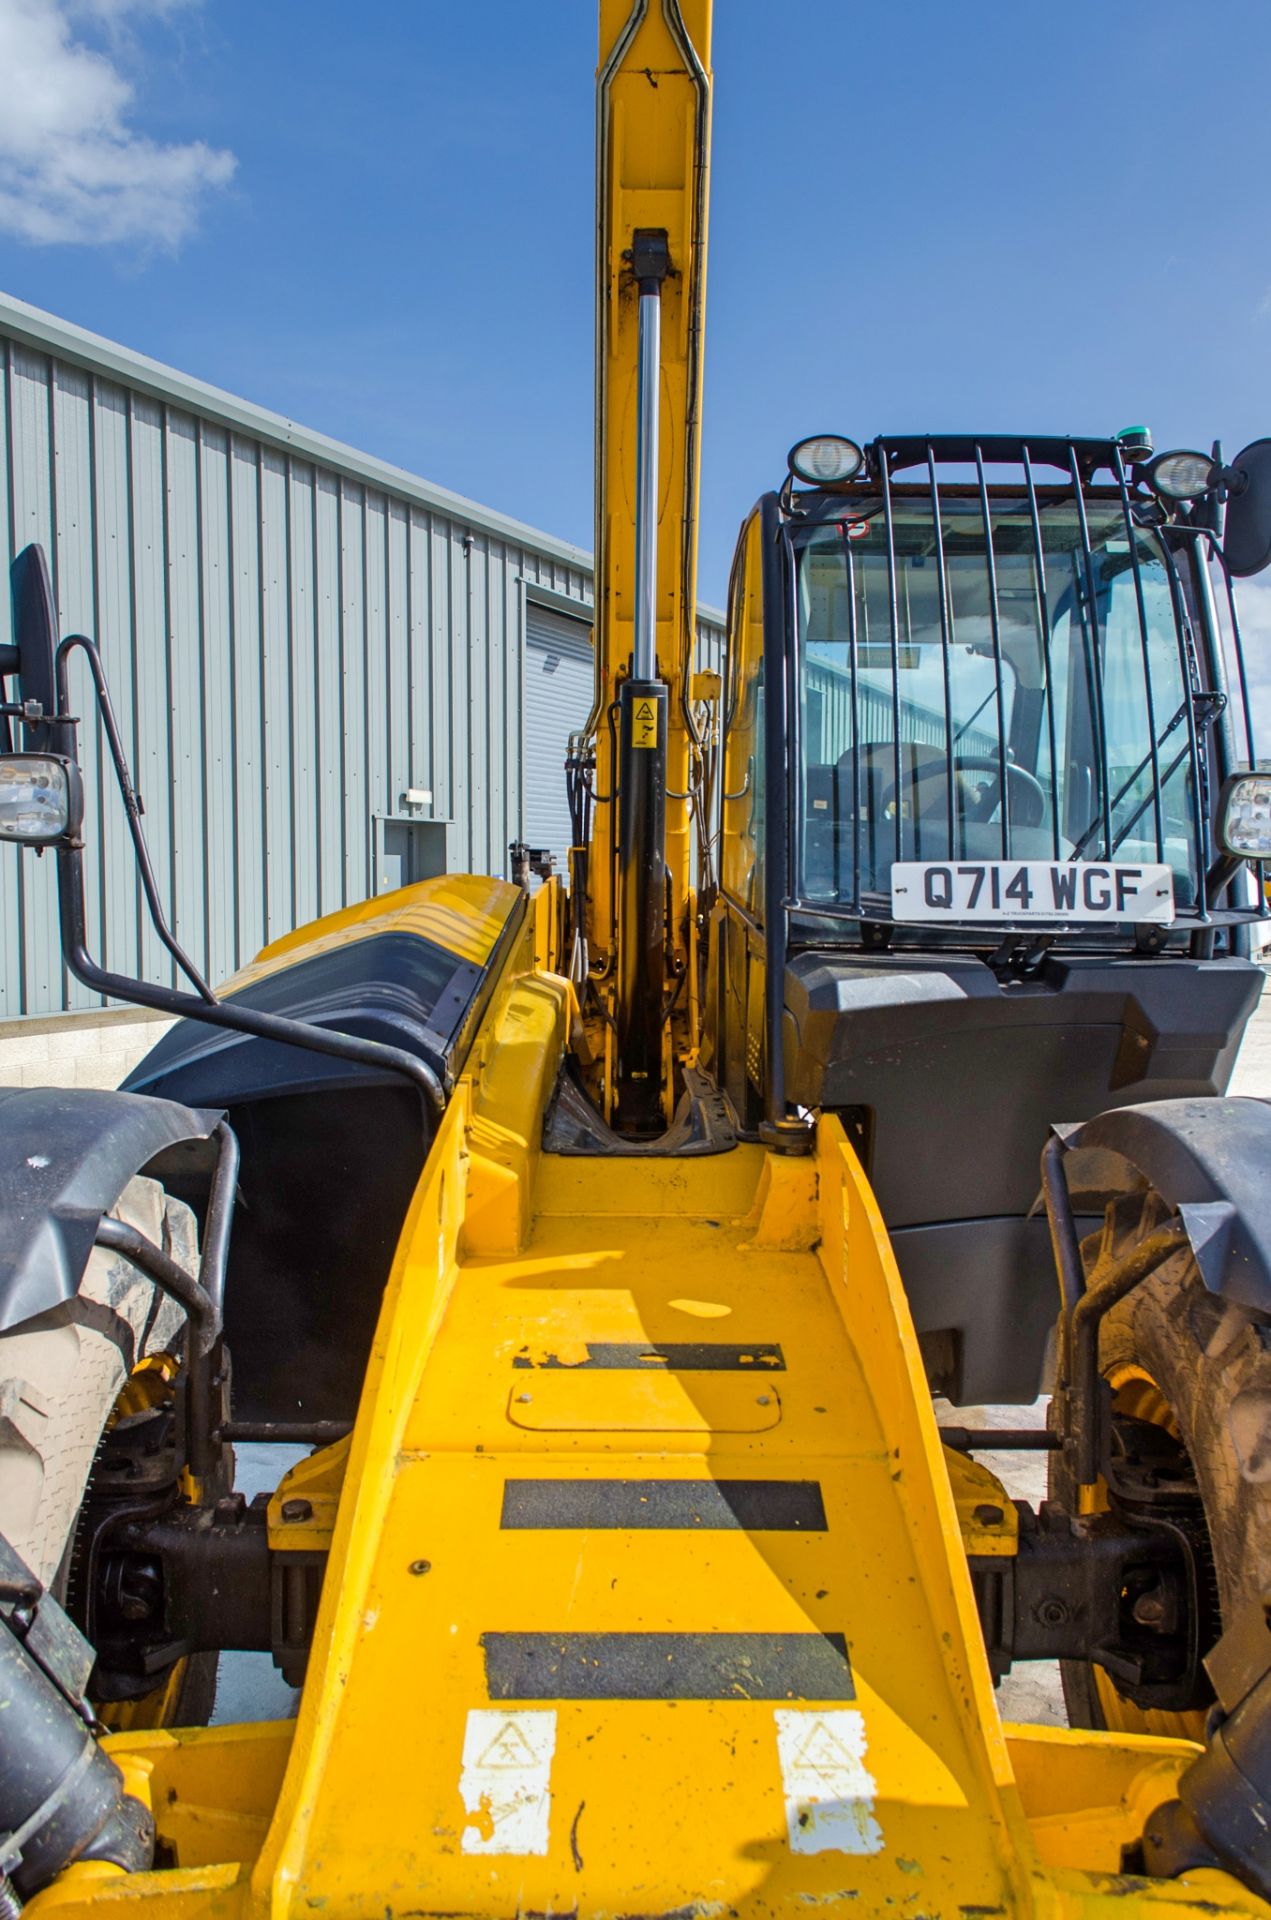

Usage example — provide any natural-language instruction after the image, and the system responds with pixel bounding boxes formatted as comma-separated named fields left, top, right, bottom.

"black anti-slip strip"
left=481, top=1631, right=854, bottom=1701
left=511, top=1341, right=786, bottom=1371
left=500, top=1478, right=827, bottom=1532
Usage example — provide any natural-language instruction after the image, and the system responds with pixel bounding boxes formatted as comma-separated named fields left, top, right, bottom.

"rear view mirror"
left=4, top=545, right=58, bottom=753
left=1222, top=439, right=1271, bottom=577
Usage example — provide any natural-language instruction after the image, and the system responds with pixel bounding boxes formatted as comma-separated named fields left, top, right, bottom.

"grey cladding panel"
left=0, top=296, right=724, bottom=1018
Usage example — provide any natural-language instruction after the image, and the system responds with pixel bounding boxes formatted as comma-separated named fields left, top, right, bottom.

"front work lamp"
left=788, top=436, right=865, bottom=486
left=1218, top=768, right=1271, bottom=861
left=1145, top=449, right=1219, bottom=501
left=0, top=754, right=82, bottom=846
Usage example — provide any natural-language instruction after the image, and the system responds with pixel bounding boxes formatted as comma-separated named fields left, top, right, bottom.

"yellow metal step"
left=254, top=1138, right=1025, bottom=1917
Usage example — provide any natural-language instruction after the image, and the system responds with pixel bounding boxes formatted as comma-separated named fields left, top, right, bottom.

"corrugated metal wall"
left=0, top=295, right=725, bottom=1019
left=804, top=658, right=998, bottom=763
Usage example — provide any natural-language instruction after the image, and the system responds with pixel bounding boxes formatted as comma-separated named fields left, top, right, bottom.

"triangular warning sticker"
left=477, top=1720, right=539, bottom=1769
left=792, top=1718, right=861, bottom=1781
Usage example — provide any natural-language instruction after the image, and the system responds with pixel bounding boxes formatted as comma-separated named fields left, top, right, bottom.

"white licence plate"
left=890, top=860, right=1175, bottom=924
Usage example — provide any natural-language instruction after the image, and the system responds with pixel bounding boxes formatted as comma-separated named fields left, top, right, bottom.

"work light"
left=0, top=754, right=81, bottom=846
left=1218, top=768, right=1271, bottom=860
left=788, top=435, right=865, bottom=486
left=1146, top=449, right=1218, bottom=501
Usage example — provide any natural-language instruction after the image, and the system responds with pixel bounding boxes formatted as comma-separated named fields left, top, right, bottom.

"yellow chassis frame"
left=29, top=891, right=1271, bottom=1920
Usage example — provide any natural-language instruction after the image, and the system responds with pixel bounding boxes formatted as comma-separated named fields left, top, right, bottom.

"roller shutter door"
left=523, top=602, right=594, bottom=875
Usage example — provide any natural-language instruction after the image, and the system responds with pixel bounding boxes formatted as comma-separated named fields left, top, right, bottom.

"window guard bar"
left=1067, top=443, right=1115, bottom=863
left=1112, top=443, right=1167, bottom=862
left=973, top=442, right=1011, bottom=862
left=1021, top=444, right=1063, bottom=864
left=1152, top=527, right=1212, bottom=921
left=925, top=446, right=959, bottom=862
left=788, top=434, right=1263, bottom=928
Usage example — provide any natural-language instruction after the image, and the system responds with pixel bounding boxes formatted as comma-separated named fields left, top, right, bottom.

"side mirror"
left=5, top=545, right=59, bottom=753
left=1, top=546, right=80, bottom=846
left=1222, top=439, right=1271, bottom=577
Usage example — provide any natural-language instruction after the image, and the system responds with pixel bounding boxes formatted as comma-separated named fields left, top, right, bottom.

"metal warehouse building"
left=0, top=291, right=725, bottom=1027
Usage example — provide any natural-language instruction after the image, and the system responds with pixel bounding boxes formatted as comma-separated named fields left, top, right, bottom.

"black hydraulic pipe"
left=219, top=1421, right=352, bottom=1445
left=940, top=1428, right=1061, bottom=1453
left=200, top=1120, right=239, bottom=1327
left=0, top=1623, right=151, bottom=1899
left=1040, top=1134, right=1084, bottom=1317
left=1071, top=1218, right=1189, bottom=1485
left=615, top=678, right=668, bottom=1134
left=94, top=1218, right=219, bottom=1482
left=94, top=1219, right=218, bottom=1356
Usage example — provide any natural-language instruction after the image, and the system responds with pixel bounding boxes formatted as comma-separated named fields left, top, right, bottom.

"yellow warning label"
left=632, top=698, right=659, bottom=750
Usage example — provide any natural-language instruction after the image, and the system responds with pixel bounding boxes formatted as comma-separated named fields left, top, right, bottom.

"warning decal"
left=774, top=1707, right=883, bottom=1856
left=632, top=698, right=659, bottom=750
left=459, top=1708, right=556, bottom=1855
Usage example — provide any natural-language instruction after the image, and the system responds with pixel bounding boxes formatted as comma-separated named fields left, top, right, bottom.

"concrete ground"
left=2, top=970, right=1267, bottom=1726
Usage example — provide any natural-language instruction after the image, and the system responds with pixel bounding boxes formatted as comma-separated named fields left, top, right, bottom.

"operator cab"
left=707, top=431, right=1270, bottom=1404
left=797, top=488, right=1197, bottom=907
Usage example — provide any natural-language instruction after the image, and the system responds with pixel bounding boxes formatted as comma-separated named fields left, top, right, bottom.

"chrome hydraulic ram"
left=615, top=228, right=671, bottom=1133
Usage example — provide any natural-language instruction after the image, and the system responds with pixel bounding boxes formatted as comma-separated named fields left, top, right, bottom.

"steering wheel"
left=880, top=752, right=1046, bottom=829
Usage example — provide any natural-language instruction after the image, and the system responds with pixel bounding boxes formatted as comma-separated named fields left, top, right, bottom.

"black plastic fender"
left=1059, top=1097, right=1271, bottom=1316
left=0, top=1087, right=223, bottom=1335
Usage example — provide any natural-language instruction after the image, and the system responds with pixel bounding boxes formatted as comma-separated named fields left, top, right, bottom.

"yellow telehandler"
left=3, top=6, right=1271, bottom=1917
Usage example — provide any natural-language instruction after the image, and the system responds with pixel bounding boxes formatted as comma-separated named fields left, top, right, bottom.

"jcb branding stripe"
left=511, top=1341, right=786, bottom=1371
left=500, top=1478, right=828, bottom=1531
left=482, top=1631, right=855, bottom=1701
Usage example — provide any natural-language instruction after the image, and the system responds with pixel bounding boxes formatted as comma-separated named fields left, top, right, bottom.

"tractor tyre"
left=1051, top=1182, right=1271, bottom=1740
left=0, top=1173, right=222, bottom=1726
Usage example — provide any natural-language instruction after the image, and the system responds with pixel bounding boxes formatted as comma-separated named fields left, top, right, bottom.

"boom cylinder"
left=616, top=678, right=668, bottom=1132
left=614, top=230, right=671, bottom=1132
left=632, top=252, right=663, bottom=680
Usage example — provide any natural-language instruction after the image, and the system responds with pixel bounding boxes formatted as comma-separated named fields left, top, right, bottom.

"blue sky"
left=2, top=0, right=1271, bottom=612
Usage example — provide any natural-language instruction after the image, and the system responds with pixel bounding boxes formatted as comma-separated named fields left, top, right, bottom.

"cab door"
left=705, top=505, right=769, bottom=1125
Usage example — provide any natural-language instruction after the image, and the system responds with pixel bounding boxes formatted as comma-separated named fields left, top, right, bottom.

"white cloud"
left=0, top=0, right=235, bottom=250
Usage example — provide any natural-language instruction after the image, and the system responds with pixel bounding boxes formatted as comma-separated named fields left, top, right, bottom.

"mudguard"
left=0, top=1087, right=222, bottom=1334
left=124, top=875, right=524, bottom=1109
left=1060, top=1096, right=1271, bottom=1315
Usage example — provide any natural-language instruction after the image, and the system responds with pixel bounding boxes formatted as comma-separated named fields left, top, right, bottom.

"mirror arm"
left=1205, top=851, right=1246, bottom=900
left=57, top=634, right=217, bottom=1004
left=52, top=840, right=445, bottom=1126
left=51, top=635, right=446, bottom=1129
